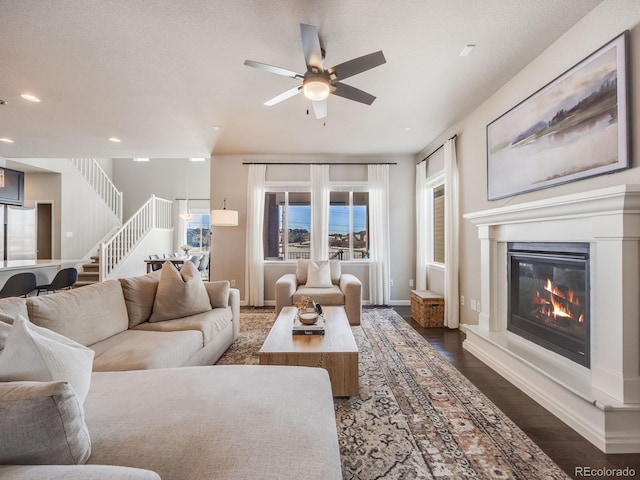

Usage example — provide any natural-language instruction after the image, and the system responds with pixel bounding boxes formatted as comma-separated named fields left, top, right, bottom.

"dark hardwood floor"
left=392, top=306, right=640, bottom=480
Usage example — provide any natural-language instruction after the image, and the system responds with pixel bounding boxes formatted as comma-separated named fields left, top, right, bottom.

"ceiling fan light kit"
left=303, top=75, right=331, bottom=101
left=244, top=23, right=386, bottom=119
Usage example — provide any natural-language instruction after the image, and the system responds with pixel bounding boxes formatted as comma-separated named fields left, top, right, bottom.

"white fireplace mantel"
left=463, top=184, right=640, bottom=454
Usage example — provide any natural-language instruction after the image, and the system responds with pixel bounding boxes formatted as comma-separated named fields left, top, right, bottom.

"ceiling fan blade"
left=244, top=60, right=303, bottom=79
left=327, top=51, right=386, bottom=81
left=300, top=24, right=324, bottom=70
left=332, top=82, right=376, bottom=105
left=264, top=86, right=302, bottom=106
left=312, top=100, right=327, bottom=119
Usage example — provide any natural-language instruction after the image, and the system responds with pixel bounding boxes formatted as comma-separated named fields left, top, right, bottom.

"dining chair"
left=197, top=254, right=210, bottom=280
left=189, top=254, right=203, bottom=269
left=163, top=253, right=174, bottom=259
left=149, top=254, right=162, bottom=271
left=36, top=267, right=78, bottom=295
left=0, top=272, right=37, bottom=298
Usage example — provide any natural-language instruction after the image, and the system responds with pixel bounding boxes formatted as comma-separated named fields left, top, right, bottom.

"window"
left=184, top=211, right=210, bottom=251
left=263, top=191, right=311, bottom=260
left=433, top=185, right=445, bottom=264
left=328, top=191, right=369, bottom=260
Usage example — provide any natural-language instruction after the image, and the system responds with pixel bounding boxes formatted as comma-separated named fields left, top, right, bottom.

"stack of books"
left=292, top=314, right=325, bottom=335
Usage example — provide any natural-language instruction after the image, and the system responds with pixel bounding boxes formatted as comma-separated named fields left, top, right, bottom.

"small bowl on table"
left=299, top=311, right=319, bottom=325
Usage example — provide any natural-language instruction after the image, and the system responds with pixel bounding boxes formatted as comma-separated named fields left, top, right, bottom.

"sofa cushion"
left=133, top=307, right=232, bottom=345
left=0, top=297, right=28, bottom=322
left=305, top=260, right=332, bottom=288
left=90, top=329, right=203, bottom=371
left=296, top=259, right=341, bottom=285
left=84, top=366, right=342, bottom=480
left=149, top=262, right=212, bottom=322
left=293, top=286, right=345, bottom=306
left=0, top=316, right=94, bottom=404
left=204, top=280, right=230, bottom=308
left=27, top=280, right=129, bottom=347
left=119, top=270, right=162, bottom=328
left=0, top=381, right=91, bottom=465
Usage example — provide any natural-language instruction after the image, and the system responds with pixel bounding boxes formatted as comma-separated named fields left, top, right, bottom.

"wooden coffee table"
left=259, top=306, right=359, bottom=397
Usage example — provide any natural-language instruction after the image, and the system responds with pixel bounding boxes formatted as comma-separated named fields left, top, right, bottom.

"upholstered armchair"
left=275, top=259, right=362, bottom=325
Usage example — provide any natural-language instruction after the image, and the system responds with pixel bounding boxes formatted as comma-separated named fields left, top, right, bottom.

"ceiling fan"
left=244, top=23, right=386, bottom=119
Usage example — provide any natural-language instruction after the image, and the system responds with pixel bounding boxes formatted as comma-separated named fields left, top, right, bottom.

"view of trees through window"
left=263, top=190, right=369, bottom=261
left=186, top=212, right=211, bottom=251
left=329, top=191, right=368, bottom=260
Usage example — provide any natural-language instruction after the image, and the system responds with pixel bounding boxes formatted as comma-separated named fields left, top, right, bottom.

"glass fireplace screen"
left=508, top=242, right=590, bottom=367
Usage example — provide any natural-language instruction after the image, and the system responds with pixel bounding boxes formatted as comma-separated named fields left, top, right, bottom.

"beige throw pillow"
left=149, top=261, right=212, bottom=322
left=305, top=261, right=333, bottom=288
left=0, top=315, right=94, bottom=404
left=0, top=380, right=91, bottom=465
left=119, top=270, right=162, bottom=327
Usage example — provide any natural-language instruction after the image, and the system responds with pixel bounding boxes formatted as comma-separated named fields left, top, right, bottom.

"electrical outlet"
left=460, top=295, right=465, bottom=306
left=389, top=279, right=394, bottom=287
left=409, top=279, right=414, bottom=287
left=230, top=279, right=236, bottom=287
left=470, top=298, right=477, bottom=311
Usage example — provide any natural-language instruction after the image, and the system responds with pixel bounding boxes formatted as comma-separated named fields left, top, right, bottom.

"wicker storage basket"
left=410, top=290, right=445, bottom=327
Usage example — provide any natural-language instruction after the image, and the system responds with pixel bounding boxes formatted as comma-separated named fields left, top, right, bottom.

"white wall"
left=418, top=0, right=640, bottom=325
left=112, top=158, right=210, bottom=250
left=211, top=154, right=416, bottom=305
left=8, top=159, right=120, bottom=260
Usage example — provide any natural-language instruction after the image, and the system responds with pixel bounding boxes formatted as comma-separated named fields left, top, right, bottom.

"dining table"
left=144, top=256, right=189, bottom=273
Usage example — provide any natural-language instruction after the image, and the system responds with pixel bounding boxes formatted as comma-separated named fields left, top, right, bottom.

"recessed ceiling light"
left=108, top=137, right=121, bottom=143
left=213, top=126, right=221, bottom=131
left=403, top=127, right=412, bottom=132
left=0, top=137, right=14, bottom=143
left=190, top=157, right=206, bottom=162
left=20, top=93, right=41, bottom=102
left=460, top=44, right=476, bottom=57
left=133, top=157, right=149, bottom=162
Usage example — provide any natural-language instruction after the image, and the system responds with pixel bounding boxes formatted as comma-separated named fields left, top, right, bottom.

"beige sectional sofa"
left=25, top=273, right=239, bottom=371
left=0, top=265, right=343, bottom=480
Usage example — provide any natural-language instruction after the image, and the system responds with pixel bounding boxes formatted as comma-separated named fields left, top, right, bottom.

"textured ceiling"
left=0, top=0, right=603, bottom=158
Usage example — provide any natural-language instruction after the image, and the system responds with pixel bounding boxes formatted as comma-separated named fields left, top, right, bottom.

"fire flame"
left=532, top=278, right=582, bottom=320
left=544, top=278, right=580, bottom=306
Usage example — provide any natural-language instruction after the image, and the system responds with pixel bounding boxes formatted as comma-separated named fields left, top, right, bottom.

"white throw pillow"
left=0, top=315, right=94, bottom=404
left=0, top=313, right=12, bottom=350
left=305, top=261, right=333, bottom=288
left=0, top=380, right=91, bottom=465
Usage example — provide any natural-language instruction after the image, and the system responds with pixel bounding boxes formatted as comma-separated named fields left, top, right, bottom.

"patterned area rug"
left=217, top=308, right=569, bottom=480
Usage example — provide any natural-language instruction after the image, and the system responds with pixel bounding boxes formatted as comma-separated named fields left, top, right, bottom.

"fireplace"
left=508, top=242, right=590, bottom=367
left=464, top=186, right=640, bottom=453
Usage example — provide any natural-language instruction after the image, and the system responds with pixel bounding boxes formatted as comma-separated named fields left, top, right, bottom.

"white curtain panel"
left=415, top=161, right=428, bottom=291
left=310, top=164, right=329, bottom=260
left=368, top=164, right=391, bottom=305
left=444, top=138, right=460, bottom=328
left=245, top=164, right=266, bottom=306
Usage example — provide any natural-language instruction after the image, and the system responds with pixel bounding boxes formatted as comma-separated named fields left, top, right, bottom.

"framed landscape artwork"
left=487, top=31, right=629, bottom=200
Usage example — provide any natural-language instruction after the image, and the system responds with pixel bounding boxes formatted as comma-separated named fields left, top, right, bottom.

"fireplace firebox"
left=507, top=242, right=590, bottom=367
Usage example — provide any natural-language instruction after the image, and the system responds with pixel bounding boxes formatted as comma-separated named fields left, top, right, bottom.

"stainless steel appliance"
left=3, top=205, right=36, bottom=261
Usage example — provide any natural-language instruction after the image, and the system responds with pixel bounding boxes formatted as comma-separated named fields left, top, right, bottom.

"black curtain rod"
left=242, top=162, right=397, bottom=165
left=418, top=134, right=458, bottom=164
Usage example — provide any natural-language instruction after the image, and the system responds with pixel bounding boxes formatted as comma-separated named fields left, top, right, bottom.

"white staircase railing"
left=99, top=195, right=172, bottom=281
left=70, top=158, right=123, bottom=222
